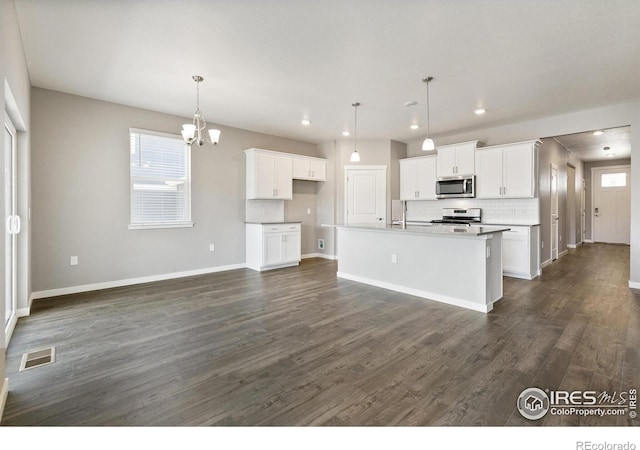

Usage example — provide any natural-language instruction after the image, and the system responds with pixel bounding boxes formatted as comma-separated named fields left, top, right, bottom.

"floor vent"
left=19, top=347, right=56, bottom=372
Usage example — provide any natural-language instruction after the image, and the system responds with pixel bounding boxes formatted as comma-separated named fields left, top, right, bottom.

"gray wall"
left=31, top=88, right=321, bottom=293
left=538, top=138, right=569, bottom=263
left=1, top=0, right=32, bottom=415
left=584, top=158, right=631, bottom=241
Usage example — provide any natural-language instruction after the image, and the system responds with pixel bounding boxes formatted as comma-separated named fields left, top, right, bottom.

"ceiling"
left=553, top=126, right=631, bottom=162
left=13, top=0, right=640, bottom=150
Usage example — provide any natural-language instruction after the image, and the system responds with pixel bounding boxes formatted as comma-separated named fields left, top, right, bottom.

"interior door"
left=4, top=116, right=19, bottom=338
left=593, top=167, right=630, bottom=244
left=551, top=165, right=559, bottom=260
left=346, top=168, right=386, bottom=225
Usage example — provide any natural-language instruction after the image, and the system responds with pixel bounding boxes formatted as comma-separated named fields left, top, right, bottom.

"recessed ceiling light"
left=607, top=153, right=615, bottom=157
left=301, top=119, right=311, bottom=126
left=474, top=108, right=486, bottom=115
left=342, top=131, right=350, bottom=137
left=593, top=130, right=604, bottom=136
left=410, top=124, right=420, bottom=130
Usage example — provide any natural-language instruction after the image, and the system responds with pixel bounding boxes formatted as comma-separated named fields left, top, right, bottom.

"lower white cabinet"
left=502, top=225, right=540, bottom=280
left=246, top=223, right=301, bottom=271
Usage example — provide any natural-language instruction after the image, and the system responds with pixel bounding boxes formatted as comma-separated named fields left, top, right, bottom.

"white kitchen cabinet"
left=502, top=225, right=540, bottom=280
left=246, top=222, right=301, bottom=271
left=399, top=156, right=436, bottom=200
left=292, top=156, right=326, bottom=181
left=245, top=148, right=293, bottom=199
left=436, top=141, right=479, bottom=177
left=476, top=140, right=539, bottom=199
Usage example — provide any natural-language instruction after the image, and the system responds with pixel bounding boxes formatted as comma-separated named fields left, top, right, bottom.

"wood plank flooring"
left=2, top=243, right=638, bottom=426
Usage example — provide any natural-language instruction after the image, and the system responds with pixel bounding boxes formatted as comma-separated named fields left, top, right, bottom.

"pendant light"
left=350, top=102, right=361, bottom=162
left=181, top=75, right=221, bottom=147
left=422, top=76, right=435, bottom=151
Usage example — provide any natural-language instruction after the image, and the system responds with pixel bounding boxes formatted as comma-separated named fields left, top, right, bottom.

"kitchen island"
left=334, top=224, right=510, bottom=313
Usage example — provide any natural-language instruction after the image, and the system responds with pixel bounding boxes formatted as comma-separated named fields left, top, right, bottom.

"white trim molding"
left=31, top=263, right=246, bottom=300
left=0, top=377, right=8, bottom=424
left=302, top=253, right=337, bottom=260
left=337, top=271, right=493, bottom=313
left=629, top=281, right=640, bottom=290
left=584, top=239, right=595, bottom=244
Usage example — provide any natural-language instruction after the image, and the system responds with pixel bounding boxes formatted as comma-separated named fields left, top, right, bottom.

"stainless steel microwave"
left=436, top=175, right=475, bottom=199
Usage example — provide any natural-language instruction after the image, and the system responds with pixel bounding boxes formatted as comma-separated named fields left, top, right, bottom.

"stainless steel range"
left=430, top=208, right=481, bottom=226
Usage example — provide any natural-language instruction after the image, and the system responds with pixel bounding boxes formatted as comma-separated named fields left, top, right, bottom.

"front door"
left=593, top=166, right=630, bottom=244
left=345, top=167, right=386, bottom=225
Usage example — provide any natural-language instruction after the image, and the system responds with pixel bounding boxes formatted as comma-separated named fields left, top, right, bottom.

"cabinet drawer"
left=503, top=226, right=529, bottom=237
left=263, top=223, right=301, bottom=233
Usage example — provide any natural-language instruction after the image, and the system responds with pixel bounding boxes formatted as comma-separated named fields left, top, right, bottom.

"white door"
left=551, top=165, right=559, bottom=260
left=593, top=167, right=630, bottom=244
left=4, top=116, right=19, bottom=339
left=346, top=167, right=386, bottom=225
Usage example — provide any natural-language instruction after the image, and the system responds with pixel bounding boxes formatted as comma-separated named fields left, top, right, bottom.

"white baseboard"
left=337, top=271, right=492, bottom=313
left=302, top=253, right=337, bottom=260
left=559, top=250, right=568, bottom=258
left=17, top=307, right=30, bottom=318
left=541, top=259, right=553, bottom=268
left=31, top=262, right=247, bottom=300
left=584, top=239, right=595, bottom=244
left=629, top=281, right=640, bottom=290
left=0, top=377, right=8, bottom=424
left=567, top=242, right=583, bottom=249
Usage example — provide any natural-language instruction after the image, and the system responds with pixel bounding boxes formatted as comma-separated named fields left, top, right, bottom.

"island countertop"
left=329, top=223, right=510, bottom=237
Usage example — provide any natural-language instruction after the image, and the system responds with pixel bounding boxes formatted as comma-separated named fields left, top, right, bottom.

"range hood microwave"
left=436, top=175, right=475, bottom=199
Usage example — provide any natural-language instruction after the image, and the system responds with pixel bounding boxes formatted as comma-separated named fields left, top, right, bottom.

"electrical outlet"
left=209, top=243, right=215, bottom=252
left=541, top=241, right=544, bottom=248
left=318, top=239, right=324, bottom=250
left=391, top=254, right=397, bottom=264
left=307, top=208, right=311, bottom=215
left=70, top=256, right=78, bottom=266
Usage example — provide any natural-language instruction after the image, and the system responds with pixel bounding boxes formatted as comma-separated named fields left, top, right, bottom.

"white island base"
left=336, top=225, right=506, bottom=313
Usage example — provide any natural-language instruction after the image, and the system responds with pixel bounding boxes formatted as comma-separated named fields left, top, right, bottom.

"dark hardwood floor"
left=2, top=243, right=638, bottom=426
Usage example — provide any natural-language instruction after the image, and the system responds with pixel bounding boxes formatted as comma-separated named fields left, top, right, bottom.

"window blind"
left=129, top=128, right=192, bottom=229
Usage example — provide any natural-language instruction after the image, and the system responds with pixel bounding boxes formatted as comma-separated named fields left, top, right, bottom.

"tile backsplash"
left=405, top=197, right=539, bottom=225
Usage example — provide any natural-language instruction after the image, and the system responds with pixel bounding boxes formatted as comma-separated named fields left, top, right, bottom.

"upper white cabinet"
left=245, top=148, right=293, bottom=199
left=399, top=155, right=436, bottom=200
left=475, top=140, right=540, bottom=199
left=292, top=155, right=326, bottom=181
left=436, top=141, right=479, bottom=178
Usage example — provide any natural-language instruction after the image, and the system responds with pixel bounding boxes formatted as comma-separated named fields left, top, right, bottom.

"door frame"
left=4, top=113, right=17, bottom=343
left=344, top=165, right=387, bottom=225
left=550, top=163, right=559, bottom=261
left=591, top=164, right=631, bottom=244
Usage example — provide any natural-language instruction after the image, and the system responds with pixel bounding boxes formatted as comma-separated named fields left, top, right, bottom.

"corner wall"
left=30, top=88, right=321, bottom=294
left=1, top=0, right=32, bottom=421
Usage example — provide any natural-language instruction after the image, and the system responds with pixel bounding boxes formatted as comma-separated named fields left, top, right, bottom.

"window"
left=129, top=128, right=192, bottom=229
left=601, top=172, right=627, bottom=188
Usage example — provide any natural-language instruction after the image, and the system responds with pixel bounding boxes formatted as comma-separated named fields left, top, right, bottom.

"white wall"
left=30, top=88, right=322, bottom=295
left=408, top=100, right=640, bottom=284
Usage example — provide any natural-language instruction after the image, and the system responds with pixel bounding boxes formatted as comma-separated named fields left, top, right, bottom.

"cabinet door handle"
left=503, top=186, right=506, bottom=196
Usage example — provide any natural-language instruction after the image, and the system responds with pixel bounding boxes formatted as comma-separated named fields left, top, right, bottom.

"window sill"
left=128, top=222, right=194, bottom=230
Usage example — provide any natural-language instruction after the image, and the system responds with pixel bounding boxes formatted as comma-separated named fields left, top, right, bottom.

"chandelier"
left=181, top=75, right=221, bottom=146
